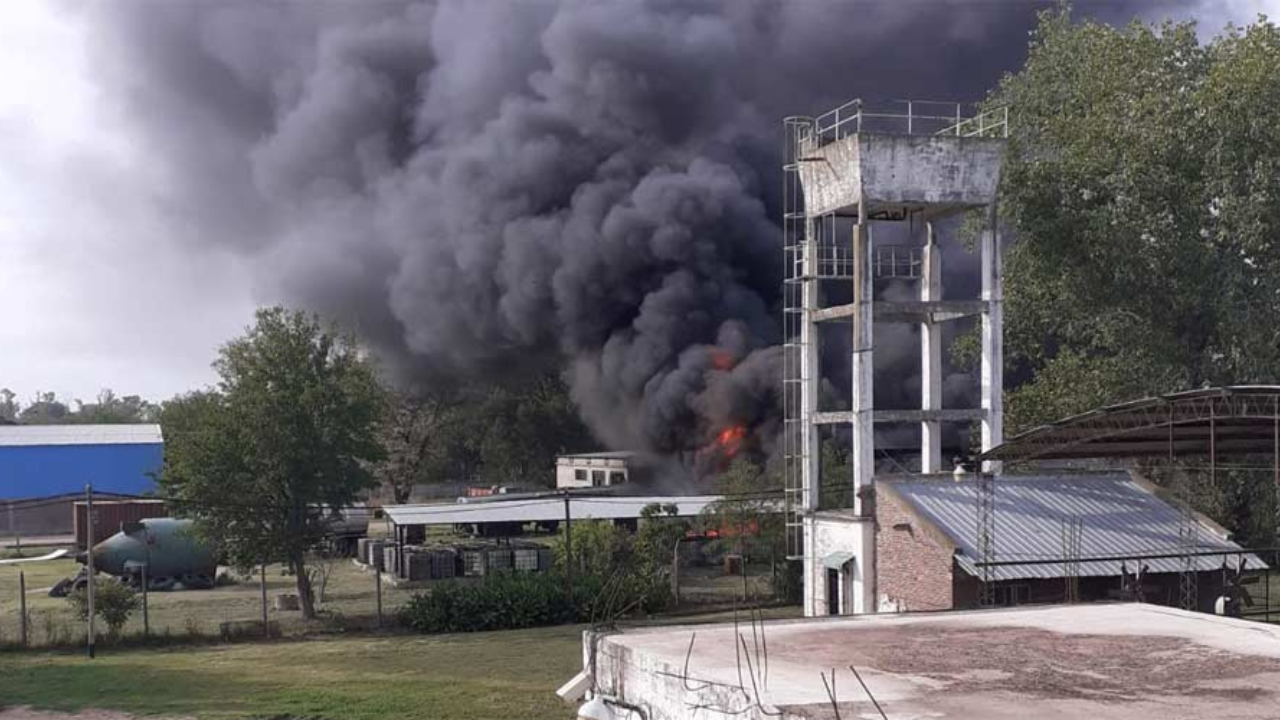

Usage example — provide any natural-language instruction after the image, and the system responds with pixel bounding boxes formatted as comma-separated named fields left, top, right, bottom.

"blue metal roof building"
left=0, top=424, right=163, bottom=500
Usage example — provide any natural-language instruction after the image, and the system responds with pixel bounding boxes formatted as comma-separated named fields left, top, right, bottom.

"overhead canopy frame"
left=979, top=386, right=1280, bottom=463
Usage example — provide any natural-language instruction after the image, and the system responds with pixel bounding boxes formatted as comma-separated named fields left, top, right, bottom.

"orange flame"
left=710, top=349, right=735, bottom=371
left=715, top=425, right=748, bottom=457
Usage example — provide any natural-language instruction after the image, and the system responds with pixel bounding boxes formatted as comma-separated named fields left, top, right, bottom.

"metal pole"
left=19, top=570, right=27, bottom=647
left=259, top=563, right=268, bottom=634
left=141, top=563, right=149, bottom=638
left=85, top=484, right=95, bottom=658
left=563, top=491, right=574, bottom=602
left=375, top=556, right=383, bottom=628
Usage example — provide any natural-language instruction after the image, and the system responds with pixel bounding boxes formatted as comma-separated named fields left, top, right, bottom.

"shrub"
left=399, top=572, right=607, bottom=634
left=67, top=580, right=140, bottom=640
left=552, top=521, right=630, bottom=577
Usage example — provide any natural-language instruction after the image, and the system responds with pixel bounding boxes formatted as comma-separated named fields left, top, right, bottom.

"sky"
left=0, top=1, right=1276, bottom=409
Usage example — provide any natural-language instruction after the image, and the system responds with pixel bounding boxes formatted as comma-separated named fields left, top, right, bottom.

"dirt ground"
left=0, top=710, right=186, bottom=720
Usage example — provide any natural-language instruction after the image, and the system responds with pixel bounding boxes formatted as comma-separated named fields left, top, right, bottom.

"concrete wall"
left=589, top=631, right=761, bottom=720
left=875, top=485, right=956, bottom=612
left=797, top=134, right=1004, bottom=216
left=555, top=458, right=628, bottom=489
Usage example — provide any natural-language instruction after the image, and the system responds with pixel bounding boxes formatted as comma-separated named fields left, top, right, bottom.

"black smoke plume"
left=80, top=0, right=1205, bottom=463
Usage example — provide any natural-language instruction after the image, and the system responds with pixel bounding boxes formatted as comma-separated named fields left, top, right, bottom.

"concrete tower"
left=781, top=101, right=1007, bottom=617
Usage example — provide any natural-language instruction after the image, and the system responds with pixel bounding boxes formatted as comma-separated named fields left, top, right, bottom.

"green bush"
left=399, top=573, right=607, bottom=634
left=67, top=579, right=140, bottom=640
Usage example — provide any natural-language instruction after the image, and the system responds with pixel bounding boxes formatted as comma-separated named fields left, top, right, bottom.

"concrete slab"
left=586, top=604, right=1280, bottom=719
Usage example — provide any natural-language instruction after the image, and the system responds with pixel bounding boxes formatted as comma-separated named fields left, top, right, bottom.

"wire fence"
left=0, top=552, right=419, bottom=650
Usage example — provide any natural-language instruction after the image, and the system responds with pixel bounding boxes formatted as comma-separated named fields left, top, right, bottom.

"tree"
left=476, top=375, right=593, bottom=486
left=160, top=307, right=387, bottom=619
left=970, top=9, right=1280, bottom=542
left=75, top=389, right=158, bottom=424
left=18, top=392, right=70, bottom=423
left=703, top=459, right=779, bottom=561
left=1, top=388, right=158, bottom=425
left=984, top=9, right=1280, bottom=431
left=0, top=388, right=17, bottom=423
left=376, top=390, right=464, bottom=503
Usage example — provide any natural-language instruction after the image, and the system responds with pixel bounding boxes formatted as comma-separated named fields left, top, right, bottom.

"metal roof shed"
left=382, top=494, right=727, bottom=527
left=0, top=424, right=164, bottom=499
left=881, top=472, right=1264, bottom=582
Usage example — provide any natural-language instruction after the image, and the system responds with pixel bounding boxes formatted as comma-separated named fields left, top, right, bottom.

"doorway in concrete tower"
left=826, top=568, right=840, bottom=615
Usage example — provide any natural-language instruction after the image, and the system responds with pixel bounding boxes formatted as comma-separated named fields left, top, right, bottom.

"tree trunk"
left=292, top=555, right=316, bottom=620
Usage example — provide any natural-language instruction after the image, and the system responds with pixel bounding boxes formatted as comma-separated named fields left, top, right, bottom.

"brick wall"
left=875, top=483, right=957, bottom=611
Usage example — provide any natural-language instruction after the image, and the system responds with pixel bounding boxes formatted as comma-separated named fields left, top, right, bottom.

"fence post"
left=141, top=563, right=149, bottom=638
left=375, top=558, right=383, bottom=628
left=19, top=570, right=27, bottom=647
left=259, top=563, right=268, bottom=635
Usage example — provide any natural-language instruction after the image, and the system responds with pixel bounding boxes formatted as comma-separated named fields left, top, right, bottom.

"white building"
left=554, top=451, right=635, bottom=489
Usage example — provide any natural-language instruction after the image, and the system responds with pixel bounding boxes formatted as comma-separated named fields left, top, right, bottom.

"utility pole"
left=562, top=490, right=574, bottom=603
left=85, top=484, right=96, bottom=659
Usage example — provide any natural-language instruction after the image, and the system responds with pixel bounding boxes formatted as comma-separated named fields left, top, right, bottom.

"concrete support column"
left=851, top=205, right=874, bottom=517
left=920, top=221, right=943, bottom=474
left=801, top=219, right=822, bottom=618
left=801, top=221, right=821, bottom=510
left=980, top=216, right=1004, bottom=472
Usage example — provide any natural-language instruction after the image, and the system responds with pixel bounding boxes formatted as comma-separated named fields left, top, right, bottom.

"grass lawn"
left=0, top=557, right=420, bottom=645
left=0, top=625, right=585, bottom=720
left=0, top=606, right=802, bottom=720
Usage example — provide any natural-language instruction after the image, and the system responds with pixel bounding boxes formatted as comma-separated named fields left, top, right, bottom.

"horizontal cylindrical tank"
left=86, top=517, right=217, bottom=579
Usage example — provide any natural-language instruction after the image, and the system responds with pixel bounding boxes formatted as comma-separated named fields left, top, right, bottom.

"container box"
left=74, top=500, right=168, bottom=548
left=462, top=549, right=486, bottom=577
left=367, top=540, right=386, bottom=570
left=513, top=548, right=539, bottom=572
left=486, top=548, right=512, bottom=572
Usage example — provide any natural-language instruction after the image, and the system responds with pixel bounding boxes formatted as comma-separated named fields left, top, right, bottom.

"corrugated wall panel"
left=0, top=443, right=163, bottom=500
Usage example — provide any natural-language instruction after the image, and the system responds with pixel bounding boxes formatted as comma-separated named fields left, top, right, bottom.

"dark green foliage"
left=399, top=573, right=606, bottom=633
left=377, top=375, right=593, bottom=495
left=988, top=10, right=1280, bottom=430
left=552, top=520, right=630, bottom=577
left=771, top=558, right=803, bottom=604
left=549, top=514, right=675, bottom=614
left=1, top=388, right=157, bottom=424
left=67, top=580, right=140, bottom=640
left=159, top=307, right=388, bottom=619
left=818, top=440, right=852, bottom=510
left=969, top=9, right=1280, bottom=542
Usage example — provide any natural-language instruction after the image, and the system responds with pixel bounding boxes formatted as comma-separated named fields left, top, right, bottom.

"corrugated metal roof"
left=558, top=451, right=638, bottom=461
left=0, top=424, right=163, bottom=448
left=884, top=473, right=1264, bottom=581
left=384, top=494, right=728, bottom=526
